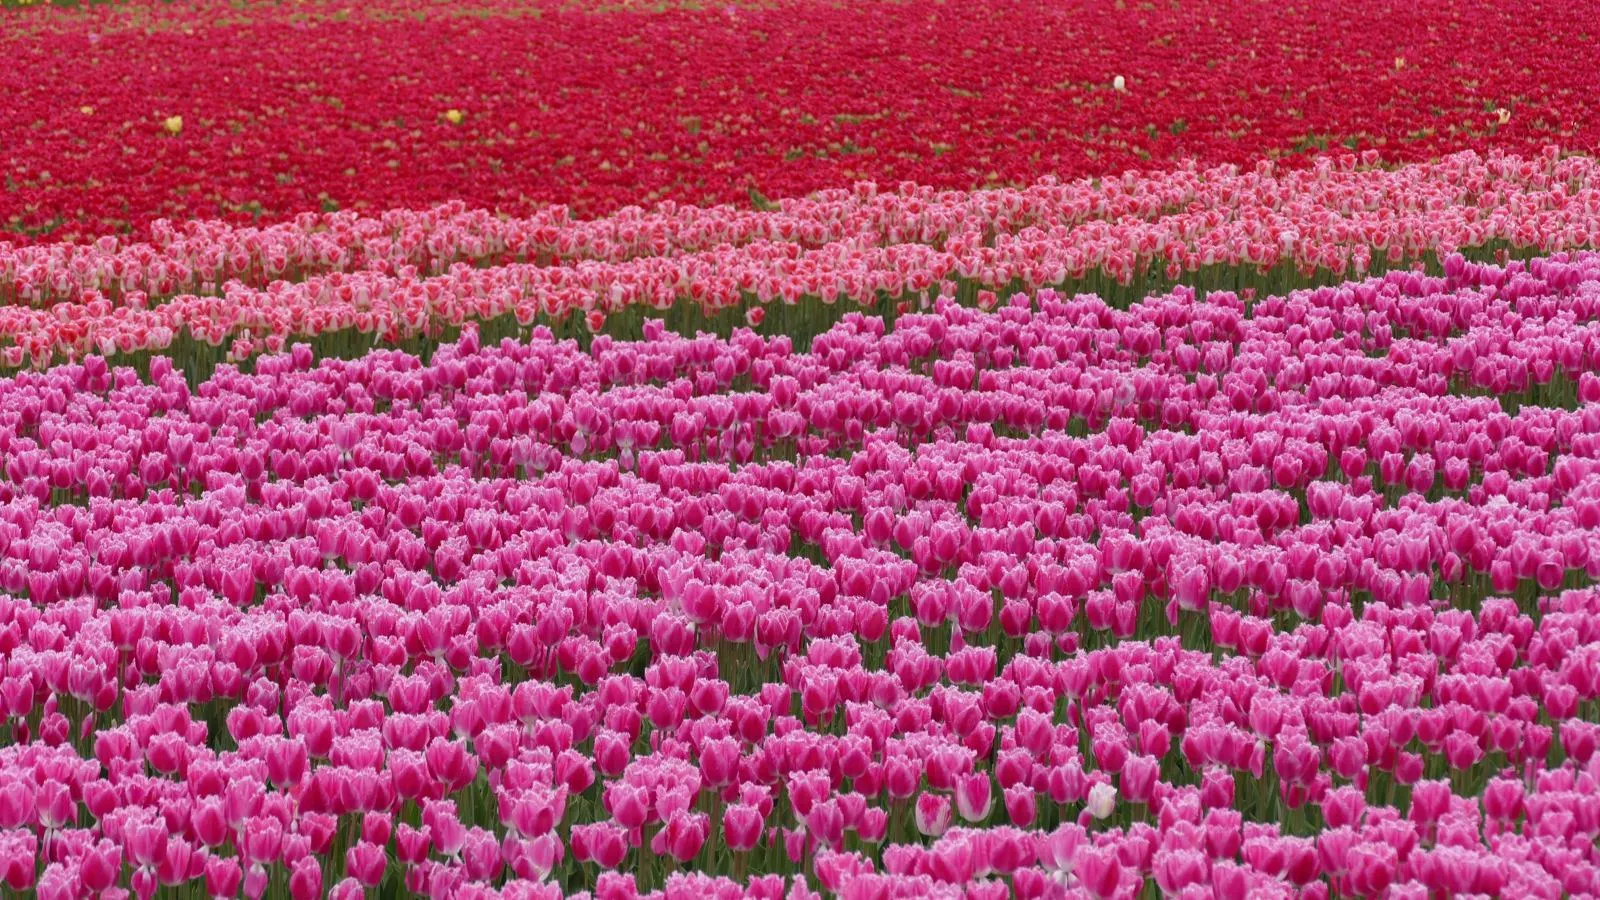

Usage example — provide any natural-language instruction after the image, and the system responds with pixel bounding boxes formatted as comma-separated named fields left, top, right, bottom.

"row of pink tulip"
left=0, top=254, right=1599, bottom=897
left=2, top=149, right=1599, bottom=371
left=3, top=575, right=1597, bottom=897
left=3, top=148, right=1589, bottom=307
left=5, top=253, right=1598, bottom=497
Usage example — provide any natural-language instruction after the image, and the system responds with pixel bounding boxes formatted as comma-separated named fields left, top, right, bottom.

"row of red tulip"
left=0, top=254, right=1598, bottom=896
left=6, top=0, right=1599, bottom=243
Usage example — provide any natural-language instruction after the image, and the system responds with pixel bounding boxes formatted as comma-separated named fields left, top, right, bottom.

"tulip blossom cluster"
left=4, top=0, right=1599, bottom=242
left=4, top=149, right=1600, bottom=374
left=0, top=251, right=1598, bottom=898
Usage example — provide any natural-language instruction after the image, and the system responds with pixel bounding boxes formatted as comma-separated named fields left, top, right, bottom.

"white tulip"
left=1086, top=782, right=1117, bottom=819
left=1112, top=75, right=1127, bottom=93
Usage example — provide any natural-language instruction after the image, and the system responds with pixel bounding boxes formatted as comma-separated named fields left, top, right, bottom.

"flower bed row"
left=3, top=149, right=1593, bottom=309
left=4, top=0, right=1599, bottom=241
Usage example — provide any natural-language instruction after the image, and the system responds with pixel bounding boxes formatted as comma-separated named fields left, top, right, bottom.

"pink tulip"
left=915, top=794, right=952, bottom=839
left=724, top=804, right=765, bottom=852
left=1076, top=844, right=1123, bottom=899
left=954, top=774, right=993, bottom=822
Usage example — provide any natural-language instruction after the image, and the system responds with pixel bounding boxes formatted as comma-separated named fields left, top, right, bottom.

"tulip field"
left=6, top=1, right=1600, bottom=900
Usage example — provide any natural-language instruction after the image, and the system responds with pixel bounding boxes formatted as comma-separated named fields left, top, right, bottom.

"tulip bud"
left=914, top=793, right=951, bottom=838
left=1086, top=782, right=1117, bottom=820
